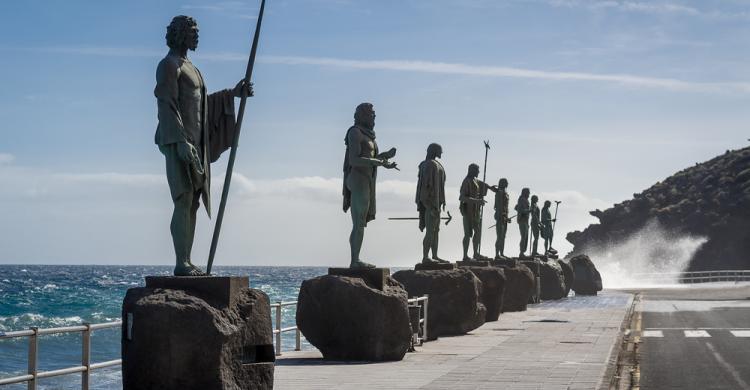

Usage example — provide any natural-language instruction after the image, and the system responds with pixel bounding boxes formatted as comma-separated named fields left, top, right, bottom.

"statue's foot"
left=494, top=255, right=504, bottom=261
left=174, top=262, right=206, bottom=276
left=432, top=257, right=450, bottom=264
left=350, top=260, right=376, bottom=269
left=462, top=256, right=472, bottom=262
left=473, top=254, right=491, bottom=261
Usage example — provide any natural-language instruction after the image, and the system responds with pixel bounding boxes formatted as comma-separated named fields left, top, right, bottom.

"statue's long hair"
left=166, top=15, right=197, bottom=50
left=426, top=143, right=442, bottom=160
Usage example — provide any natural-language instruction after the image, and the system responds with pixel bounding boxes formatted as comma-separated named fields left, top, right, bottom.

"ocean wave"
left=0, top=313, right=85, bottom=332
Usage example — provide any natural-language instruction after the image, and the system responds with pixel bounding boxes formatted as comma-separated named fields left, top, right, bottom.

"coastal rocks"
left=570, top=254, right=603, bottom=295
left=567, top=146, right=750, bottom=272
left=539, top=260, right=567, bottom=300
left=392, top=269, right=486, bottom=339
left=296, top=275, right=411, bottom=361
left=557, top=259, right=575, bottom=297
left=463, top=266, right=506, bottom=321
left=122, top=278, right=274, bottom=390
left=500, top=264, right=535, bottom=312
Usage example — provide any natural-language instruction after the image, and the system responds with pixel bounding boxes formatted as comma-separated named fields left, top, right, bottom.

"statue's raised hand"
left=382, top=160, right=398, bottom=170
left=233, top=79, right=254, bottom=98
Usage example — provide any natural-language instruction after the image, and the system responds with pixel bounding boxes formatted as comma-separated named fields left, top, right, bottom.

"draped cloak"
left=416, top=159, right=446, bottom=231
left=154, top=53, right=237, bottom=218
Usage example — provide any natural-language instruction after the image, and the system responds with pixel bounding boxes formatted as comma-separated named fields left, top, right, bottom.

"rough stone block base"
left=392, top=269, right=486, bottom=339
left=297, top=275, right=412, bottom=361
left=122, top=276, right=274, bottom=390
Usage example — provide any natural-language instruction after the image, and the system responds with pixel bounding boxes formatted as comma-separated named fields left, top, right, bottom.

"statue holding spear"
left=154, top=8, right=261, bottom=276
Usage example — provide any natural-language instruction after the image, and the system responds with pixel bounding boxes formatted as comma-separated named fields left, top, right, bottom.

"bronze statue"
left=416, top=143, right=449, bottom=264
left=514, top=188, right=531, bottom=258
left=155, top=15, right=252, bottom=276
left=459, top=164, right=492, bottom=261
left=541, top=200, right=555, bottom=255
left=530, top=195, right=541, bottom=256
left=342, top=103, right=398, bottom=268
left=493, top=178, right=510, bottom=259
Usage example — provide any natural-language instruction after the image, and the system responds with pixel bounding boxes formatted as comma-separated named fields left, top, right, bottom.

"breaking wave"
left=584, top=220, right=708, bottom=288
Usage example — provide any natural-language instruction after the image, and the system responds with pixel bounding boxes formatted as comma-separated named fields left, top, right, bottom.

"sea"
left=0, top=264, right=327, bottom=389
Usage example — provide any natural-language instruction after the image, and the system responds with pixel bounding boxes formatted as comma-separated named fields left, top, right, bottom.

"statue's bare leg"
left=462, top=215, right=472, bottom=261
left=422, top=231, right=431, bottom=262
left=348, top=185, right=375, bottom=269
left=171, top=191, right=204, bottom=276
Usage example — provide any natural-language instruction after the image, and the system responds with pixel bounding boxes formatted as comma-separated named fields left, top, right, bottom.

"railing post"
left=28, top=327, right=38, bottom=390
left=423, top=294, right=429, bottom=342
left=81, top=323, right=91, bottom=390
left=275, top=301, right=282, bottom=356
left=295, top=328, right=301, bottom=351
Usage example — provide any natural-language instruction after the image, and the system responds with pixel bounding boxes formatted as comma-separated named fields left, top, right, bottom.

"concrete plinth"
left=328, top=267, right=390, bottom=290
left=456, top=260, right=490, bottom=267
left=414, top=262, right=457, bottom=271
left=122, top=276, right=274, bottom=390
left=145, top=275, right=248, bottom=306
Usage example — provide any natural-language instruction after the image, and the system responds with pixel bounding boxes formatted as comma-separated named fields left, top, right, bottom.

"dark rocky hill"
left=567, top=146, right=750, bottom=271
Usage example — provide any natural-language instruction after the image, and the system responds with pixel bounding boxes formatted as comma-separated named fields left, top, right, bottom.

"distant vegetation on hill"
left=567, top=146, right=750, bottom=271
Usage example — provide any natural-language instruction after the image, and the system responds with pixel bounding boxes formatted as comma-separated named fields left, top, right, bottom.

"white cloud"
left=0, top=153, right=14, bottom=164
left=260, top=55, right=750, bottom=93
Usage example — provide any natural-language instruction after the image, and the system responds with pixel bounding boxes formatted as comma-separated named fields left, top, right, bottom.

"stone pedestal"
left=538, top=260, right=567, bottom=300
left=296, top=275, right=412, bottom=361
left=557, top=260, right=574, bottom=297
left=499, top=264, right=535, bottom=312
left=122, top=276, right=274, bottom=390
left=463, top=266, right=506, bottom=321
left=570, top=254, right=603, bottom=295
left=392, top=269, right=485, bottom=339
left=414, top=262, right=457, bottom=271
left=328, top=267, right=390, bottom=290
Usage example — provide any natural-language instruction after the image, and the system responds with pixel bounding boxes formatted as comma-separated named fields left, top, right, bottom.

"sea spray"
left=584, top=220, right=707, bottom=288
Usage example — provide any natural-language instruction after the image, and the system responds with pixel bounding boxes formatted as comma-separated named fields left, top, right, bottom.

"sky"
left=0, top=0, right=748, bottom=267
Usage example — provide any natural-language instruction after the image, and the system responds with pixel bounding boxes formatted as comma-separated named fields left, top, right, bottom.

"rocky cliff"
left=567, top=146, right=750, bottom=271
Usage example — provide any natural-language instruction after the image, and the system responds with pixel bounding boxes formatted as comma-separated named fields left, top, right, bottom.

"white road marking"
left=684, top=330, right=711, bottom=337
left=730, top=330, right=750, bottom=337
left=706, top=342, right=750, bottom=390
left=642, top=330, right=664, bottom=337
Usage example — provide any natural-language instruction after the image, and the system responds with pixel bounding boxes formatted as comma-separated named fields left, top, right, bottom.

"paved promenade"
left=275, top=291, right=633, bottom=390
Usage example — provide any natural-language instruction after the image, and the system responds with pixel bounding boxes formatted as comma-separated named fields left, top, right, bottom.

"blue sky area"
left=0, top=0, right=748, bottom=266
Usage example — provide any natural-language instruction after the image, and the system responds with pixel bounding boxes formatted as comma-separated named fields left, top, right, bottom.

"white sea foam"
left=583, top=219, right=708, bottom=289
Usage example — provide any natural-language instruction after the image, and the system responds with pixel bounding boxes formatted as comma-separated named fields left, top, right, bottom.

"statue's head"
left=166, top=15, right=199, bottom=51
left=468, top=163, right=480, bottom=178
left=544, top=200, right=551, bottom=208
left=354, top=103, right=375, bottom=129
left=426, top=143, right=443, bottom=160
left=521, top=188, right=530, bottom=198
left=498, top=178, right=508, bottom=189
left=531, top=195, right=538, bottom=203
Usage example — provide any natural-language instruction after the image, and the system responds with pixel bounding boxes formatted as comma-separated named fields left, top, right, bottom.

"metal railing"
left=407, top=295, right=429, bottom=345
left=629, top=270, right=750, bottom=284
left=271, top=300, right=301, bottom=356
left=1, top=297, right=426, bottom=387
left=0, top=322, right=121, bottom=390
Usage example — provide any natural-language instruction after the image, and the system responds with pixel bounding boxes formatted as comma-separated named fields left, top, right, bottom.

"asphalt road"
left=623, top=284, right=750, bottom=390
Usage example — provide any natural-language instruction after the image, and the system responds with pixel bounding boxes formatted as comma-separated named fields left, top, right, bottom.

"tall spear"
left=206, top=0, right=267, bottom=275
left=477, top=140, right=490, bottom=257
left=549, top=200, right=561, bottom=249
